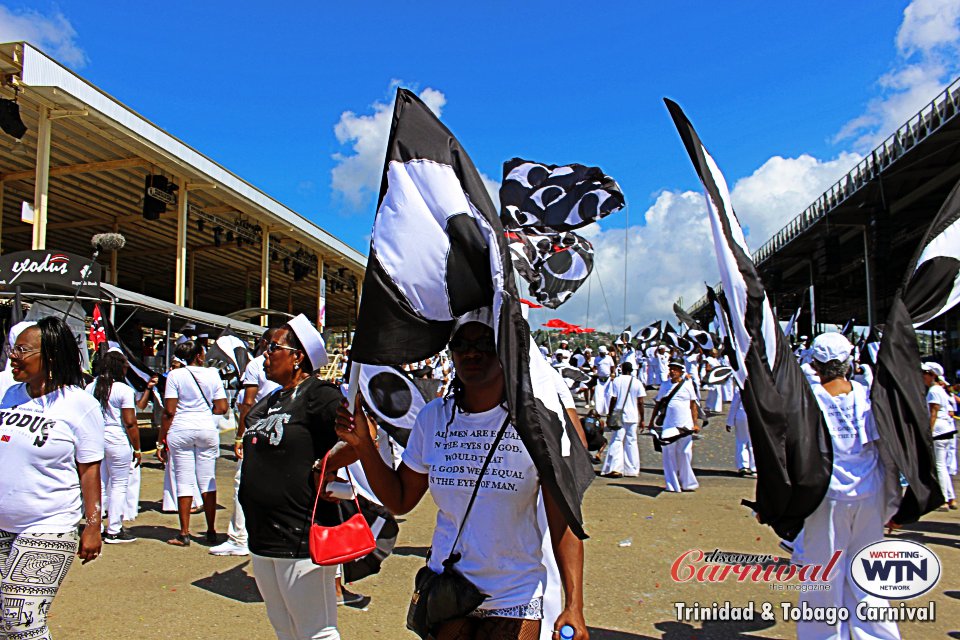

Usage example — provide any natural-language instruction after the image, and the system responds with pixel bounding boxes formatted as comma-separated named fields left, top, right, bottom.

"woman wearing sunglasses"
left=0, top=316, right=104, bottom=639
left=336, top=309, right=588, bottom=640
left=239, top=314, right=354, bottom=640
left=158, top=340, right=229, bottom=546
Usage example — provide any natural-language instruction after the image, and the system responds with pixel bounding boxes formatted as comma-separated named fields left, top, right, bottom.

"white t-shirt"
left=655, top=378, right=697, bottom=438
left=0, top=384, right=105, bottom=533
left=402, top=400, right=546, bottom=612
left=927, top=385, right=956, bottom=437
left=607, top=374, right=645, bottom=424
left=811, top=381, right=880, bottom=500
left=240, top=355, right=281, bottom=403
left=594, top=355, right=614, bottom=379
left=84, top=380, right=136, bottom=447
left=164, top=366, right=227, bottom=430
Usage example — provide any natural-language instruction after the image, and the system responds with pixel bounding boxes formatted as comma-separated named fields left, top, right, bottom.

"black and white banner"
left=667, top=99, right=831, bottom=541
left=499, top=158, right=625, bottom=232
left=352, top=89, right=594, bottom=537
left=505, top=229, right=594, bottom=308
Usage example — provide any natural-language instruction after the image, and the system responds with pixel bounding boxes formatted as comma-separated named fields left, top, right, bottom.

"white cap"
left=584, top=346, right=593, bottom=352
left=287, top=313, right=329, bottom=371
left=598, top=345, right=608, bottom=354
left=453, top=307, right=494, bottom=334
left=921, top=362, right=944, bottom=378
left=810, top=332, right=853, bottom=363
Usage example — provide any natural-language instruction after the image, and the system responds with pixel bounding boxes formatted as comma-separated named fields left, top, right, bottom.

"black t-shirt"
left=238, top=377, right=341, bottom=558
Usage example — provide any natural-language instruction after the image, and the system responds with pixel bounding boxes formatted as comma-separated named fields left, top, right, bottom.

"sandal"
left=167, top=533, right=191, bottom=547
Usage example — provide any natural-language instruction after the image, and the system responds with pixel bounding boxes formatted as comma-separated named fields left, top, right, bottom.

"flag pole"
left=623, top=207, right=629, bottom=327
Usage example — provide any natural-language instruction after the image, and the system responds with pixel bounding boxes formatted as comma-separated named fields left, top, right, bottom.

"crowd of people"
left=0, top=311, right=956, bottom=640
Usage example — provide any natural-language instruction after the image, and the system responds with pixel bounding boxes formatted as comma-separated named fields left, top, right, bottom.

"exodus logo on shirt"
left=0, top=408, right=55, bottom=447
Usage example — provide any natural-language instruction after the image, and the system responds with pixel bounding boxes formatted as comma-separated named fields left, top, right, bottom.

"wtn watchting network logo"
left=850, top=540, right=941, bottom=599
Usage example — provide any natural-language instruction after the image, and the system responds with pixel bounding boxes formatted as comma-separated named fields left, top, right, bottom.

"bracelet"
left=234, top=438, right=244, bottom=445
left=133, top=449, right=141, bottom=454
left=311, top=458, right=324, bottom=473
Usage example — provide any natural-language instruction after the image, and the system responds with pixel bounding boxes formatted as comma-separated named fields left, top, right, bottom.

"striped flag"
left=666, top=99, right=831, bottom=540
left=351, top=89, right=594, bottom=537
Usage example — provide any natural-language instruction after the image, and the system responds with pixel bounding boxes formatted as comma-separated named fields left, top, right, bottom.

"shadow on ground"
left=610, top=482, right=664, bottom=499
left=192, top=560, right=263, bottom=603
left=393, top=545, right=430, bottom=559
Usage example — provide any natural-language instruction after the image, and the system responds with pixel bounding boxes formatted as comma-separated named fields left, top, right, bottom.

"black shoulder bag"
left=606, top=376, right=634, bottom=430
left=406, top=414, right=510, bottom=639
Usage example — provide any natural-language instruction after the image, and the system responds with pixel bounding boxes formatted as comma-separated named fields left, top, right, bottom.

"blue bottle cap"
left=559, top=625, right=575, bottom=640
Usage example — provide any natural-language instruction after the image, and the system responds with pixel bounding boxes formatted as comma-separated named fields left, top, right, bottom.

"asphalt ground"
left=47, top=390, right=959, bottom=639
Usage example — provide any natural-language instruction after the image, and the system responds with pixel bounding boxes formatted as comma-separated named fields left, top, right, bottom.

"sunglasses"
left=9, top=345, right=40, bottom=358
left=449, top=336, right=497, bottom=354
left=267, top=341, right=299, bottom=354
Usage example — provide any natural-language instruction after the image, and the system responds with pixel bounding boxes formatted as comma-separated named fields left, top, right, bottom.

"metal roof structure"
left=689, top=75, right=960, bottom=346
left=0, top=42, right=367, bottom=330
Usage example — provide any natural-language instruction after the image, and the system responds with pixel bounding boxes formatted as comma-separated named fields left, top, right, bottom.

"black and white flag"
left=783, top=306, right=802, bottom=339
left=706, top=284, right=743, bottom=376
left=667, top=99, right=831, bottom=540
left=505, top=229, right=594, bottom=309
left=351, top=89, right=594, bottom=537
left=357, top=365, right=430, bottom=447
left=499, top=158, right=625, bottom=232
left=205, top=330, right=251, bottom=392
left=635, top=321, right=661, bottom=345
left=686, top=329, right=716, bottom=352
left=102, top=314, right=163, bottom=398
left=673, top=302, right=701, bottom=331
left=901, top=178, right=960, bottom=327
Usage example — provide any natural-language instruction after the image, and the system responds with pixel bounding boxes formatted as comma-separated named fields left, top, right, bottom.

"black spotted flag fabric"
left=351, top=89, right=595, bottom=538
left=499, top=158, right=624, bottom=231
left=667, top=98, right=831, bottom=541
left=505, top=229, right=594, bottom=308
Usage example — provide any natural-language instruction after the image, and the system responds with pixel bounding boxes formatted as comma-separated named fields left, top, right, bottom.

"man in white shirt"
left=210, top=329, right=281, bottom=556
left=923, top=362, right=957, bottom=510
left=652, top=359, right=700, bottom=492
left=594, top=346, right=614, bottom=384
left=600, top=362, right=645, bottom=478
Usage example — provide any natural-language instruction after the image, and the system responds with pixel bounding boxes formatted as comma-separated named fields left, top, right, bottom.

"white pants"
left=934, top=438, right=956, bottom=501
left=167, top=428, right=219, bottom=497
left=798, top=492, right=901, bottom=640
left=722, top=379, right=734, bottom=402
left=704, top=387, right=722, bottom=413
left=227, top=459, right=248, bottom=547
left=947, top=434, right=957, bottom=476
left=251, top=554, right=340, bottom=640
left=101, top=441, right=133, bottom=534
left=601, top=422, right=639, bottom=476
left=732, top=417, right=755, bottom=472
left=662, top=434, right=698, bottom=492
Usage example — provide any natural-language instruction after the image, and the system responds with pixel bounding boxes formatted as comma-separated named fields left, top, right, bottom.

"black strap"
left=186, top=367, right=212, bottom=409
left=653, top=377, right=687, bottom=422
left=608, top=375, right=634, bottom=417
left=443, top=412, right=511, bottom=569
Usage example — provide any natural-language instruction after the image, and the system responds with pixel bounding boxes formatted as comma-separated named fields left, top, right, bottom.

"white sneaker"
left=209, top=540, right=249, bottom=556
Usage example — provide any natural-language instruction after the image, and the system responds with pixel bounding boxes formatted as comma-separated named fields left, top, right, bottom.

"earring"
left=294, top=362, right=300, bottom=370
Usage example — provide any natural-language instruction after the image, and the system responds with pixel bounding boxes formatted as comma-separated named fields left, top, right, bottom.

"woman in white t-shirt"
left=922, top=362, right=957, bottom=510
left=0, top=317, right=104, bottom=639
left=158, top=341, right=228, bottom=546
left=336, top=312, right=588, bottom=640
left=86, top=350, right=141, bottom=544
left=651, top=359, right=699, bottom=492
left=798, top=333, right=900, bottom=640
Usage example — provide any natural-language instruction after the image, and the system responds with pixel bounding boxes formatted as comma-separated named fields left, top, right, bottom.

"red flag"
left=89, top=304, right=107, bottom=350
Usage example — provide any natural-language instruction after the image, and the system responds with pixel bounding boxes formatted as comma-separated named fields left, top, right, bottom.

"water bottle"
left=559, top=625, right=575, bottom=640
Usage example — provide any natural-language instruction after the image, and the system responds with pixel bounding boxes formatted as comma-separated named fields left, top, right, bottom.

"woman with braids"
left=0, top=316, right=104, bottom=639
left=158, top=340, right=228, bottom=547
left=336, top=309, right=588, bottom=640
left=85, top=349, right=141, bottom=544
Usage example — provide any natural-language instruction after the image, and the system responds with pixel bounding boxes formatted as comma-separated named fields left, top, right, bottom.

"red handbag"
left=309, top=454, right=377, bottom=566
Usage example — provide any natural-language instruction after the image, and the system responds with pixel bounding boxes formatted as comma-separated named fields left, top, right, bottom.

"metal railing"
left=688, top=75, right=960, bottom=316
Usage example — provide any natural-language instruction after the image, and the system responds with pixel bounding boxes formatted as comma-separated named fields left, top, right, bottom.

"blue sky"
left=3, top=0, right=959, bottom=330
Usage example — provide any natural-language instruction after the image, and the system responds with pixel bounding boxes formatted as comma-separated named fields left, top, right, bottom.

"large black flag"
left=667, top=99, right=831, bottom=540
left=205, top=329, right=251, bottom=393
left=865, top=179, right=960, bottom=523
left=351, top=89, right=594, bottom=537
left=505, top=228, right=595, bottom=309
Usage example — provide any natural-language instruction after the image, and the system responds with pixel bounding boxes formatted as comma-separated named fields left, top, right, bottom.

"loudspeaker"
left=143, top=175, right=169, bottom=220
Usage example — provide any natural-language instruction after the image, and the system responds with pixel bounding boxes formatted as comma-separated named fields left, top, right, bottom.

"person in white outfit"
left=601, top=362, right=645, bottom=478
left=725, top=388, right=754, bottom=475
left=652, top=360, right=699, bottom=492
left=923, top=362, right=957, bottom=510
left=86, top=349, right=141, bottom=543
left=210, top=329, right=281, bottom=557
left=798, top=332, right=900, bottom=640
left=703, top=350, right=723, bottom=414
left=158, top=340, right=228, bottom=546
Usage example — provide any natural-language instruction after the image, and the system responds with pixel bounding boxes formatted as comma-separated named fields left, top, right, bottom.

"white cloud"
left=332, top=85, right=500, bottom=210
left=331, top=85, right=446, bottom=209
left=0, top=4, right=86, bottom=68
left=533, top=153, right=858, bottom=333
left=835, top=0, right=960, bottom=150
